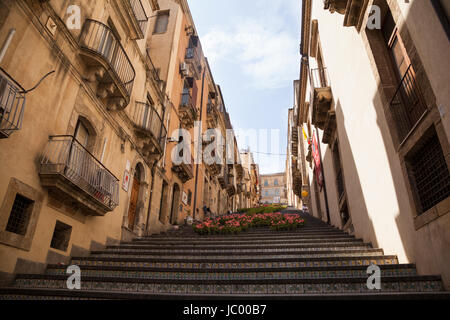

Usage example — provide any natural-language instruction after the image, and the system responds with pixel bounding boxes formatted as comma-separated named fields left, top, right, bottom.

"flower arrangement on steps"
left=193, top=211, right=305, bottom=235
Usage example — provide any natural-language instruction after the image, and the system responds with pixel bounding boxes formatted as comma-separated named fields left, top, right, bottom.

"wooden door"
left=128, top=174, right=140, bottom=229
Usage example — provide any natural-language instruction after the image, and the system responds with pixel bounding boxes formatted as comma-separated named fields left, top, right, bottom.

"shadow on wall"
left=330, top=100, right=379, bottom=249
left=367, top=1, right=450, bottom=288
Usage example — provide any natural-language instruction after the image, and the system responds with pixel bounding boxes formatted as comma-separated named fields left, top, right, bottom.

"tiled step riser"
left=90, top=249, right=384, bottom=259
left=133, top=236, right=356, bottom=242
left=101, top=245, right=373, bottom=254
left=112, top=242, right=369, bottom=250
left=45, top=268, right=417, bottom=280
left=145, top=232, right=349, bottom=239
left=125, top=238, right=364, bottom=246
left=14, top=279, right=443, bottom=294
left=71, top=257, right=399, bottom=268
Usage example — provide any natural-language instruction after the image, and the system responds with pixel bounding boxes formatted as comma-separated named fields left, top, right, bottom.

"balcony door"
left=128, top=166, right=141, bottom=230
left=67, top=120, right=91, bottom=187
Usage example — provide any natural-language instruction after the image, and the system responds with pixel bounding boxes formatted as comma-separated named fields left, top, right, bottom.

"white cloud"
left=201, top=2, right=300, bottom=90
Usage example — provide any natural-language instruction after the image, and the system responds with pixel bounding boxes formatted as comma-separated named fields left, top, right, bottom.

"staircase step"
left=45, top=264, right=417, bottom=280
left=89, top=248, right=384, bottom=259
left=146, top=230, right=347, bottom=238
left=123, top=237, right=364, bottom=246
left=11, top=274, right=444, bottom=294
left=3, top=287, right=450, bottom=300
left=71, top=255, right=399, bottom=268
left=103, top=244, right=373, bottom=254
left=112, top=241, right=369, bottom=251
left=134, top=234, right=356, bottom=242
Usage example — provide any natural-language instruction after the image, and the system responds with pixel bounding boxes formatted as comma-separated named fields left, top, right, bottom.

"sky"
left=188, top=0, right=302, bottom=174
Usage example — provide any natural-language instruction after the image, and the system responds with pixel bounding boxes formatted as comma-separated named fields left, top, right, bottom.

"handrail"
left=79, top=19, right=135, bottom=96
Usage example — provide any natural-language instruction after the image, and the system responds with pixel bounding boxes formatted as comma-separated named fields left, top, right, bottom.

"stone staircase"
left=1, top=209, right=449, bottom=300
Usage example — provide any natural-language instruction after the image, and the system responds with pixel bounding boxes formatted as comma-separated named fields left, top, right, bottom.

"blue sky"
left=188, top=0, right=301, bottom=174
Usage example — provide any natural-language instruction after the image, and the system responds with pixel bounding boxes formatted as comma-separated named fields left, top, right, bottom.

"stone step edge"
left=124, top=238, right=364, bottom=245
left=70, top=254, right=399, bottom=263
left=2, top=288, right=450, bottom=300
left=90, top=248, right=384, bottom=256
left=46, top=263, right=417, bottom=273
left=135, top=235, right=356, bottom=241
left=110, top=242, right=371, bottom=250
left=13, top=274, right=442, bottom=284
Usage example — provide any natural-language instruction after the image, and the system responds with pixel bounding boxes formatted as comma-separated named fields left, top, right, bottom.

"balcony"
left=179, top=92, right=197, bottom=129
left=310, top=67, right=332, bottom=129
left=322, top=110, right=336, bottom=144
left=39, top=136, right=119, bottom=216
left=126, top=0, right=148, bottom=39
left=323, top=0, right=368, bottom=28
left=132, top=101, right=167, bottom=156
left=0, top=68, right=25, bottom=139
left=171, top=155, right=194, bottom=183
left=79, top=19, right=135, bottom=111
left=185, top=46, right=202, bottom=80
left=206, top=162, right=222, bottom=177
left=389, top=64, right=427, bottom=143
left=226, top=180, right=236, bottom=196
left=206, top=103, right=218, bottom=128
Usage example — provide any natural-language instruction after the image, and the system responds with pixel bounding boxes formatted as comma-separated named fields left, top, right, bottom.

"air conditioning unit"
left=179, top=62, right=189, bottom=77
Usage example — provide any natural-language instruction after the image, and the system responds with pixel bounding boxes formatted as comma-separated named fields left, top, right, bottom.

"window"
left=264, top=180, right=268, bottom=186
left=154, top=11, right=169, bottom=34
left=187, top=190, right=192, bottom=205
left=275, top=189, right=280, bottom=196
left=407, top=130, right=450, bottom=214
left=50, top=221, right=72, bottom=252
left=6, top=194, right=34, bottom=235
left=265, top=191, right=269, bottom=196
left=0, top=178, right=42, bottom=251
left=274, top=179, right=278, bottom=186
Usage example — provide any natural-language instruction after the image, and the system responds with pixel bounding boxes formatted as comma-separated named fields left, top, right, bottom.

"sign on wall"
left=122, top=170, right=130, bottom=192
left=182, top=191, right=188, bottom=205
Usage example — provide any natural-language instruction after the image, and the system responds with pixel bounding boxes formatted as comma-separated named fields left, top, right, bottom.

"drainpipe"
left=0, top=29, right=15, bottom=64
left=192, top=67, right=206, bottom=221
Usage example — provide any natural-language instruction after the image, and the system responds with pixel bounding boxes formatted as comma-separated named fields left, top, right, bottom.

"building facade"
left=289, top=0, right=450, bottom=288
left=259, top=172, right=288, bottom=205
left=0, top=0, right=249, bottom=285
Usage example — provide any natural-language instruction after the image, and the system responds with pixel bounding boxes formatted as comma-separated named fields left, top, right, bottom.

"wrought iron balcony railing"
left=129, top=0, right=148, bottom=36
left=389, top=64, right=427, bottom=143
left=39, top=136, right=119, bottom=214
left=79, top=19, right=135, bottom=100
left=133, top=101, right=167, bottom=151
left=0, top=68, right=25, bottom=139
left=310, top=67, right=331, bottom=89
left=179, top=92, right=197, bottom=127
left=185, top=46, right=202, bottom=78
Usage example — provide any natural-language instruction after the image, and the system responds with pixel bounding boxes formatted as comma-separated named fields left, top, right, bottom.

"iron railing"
left=0, top=68, right=25, bottom=138
left=129, top=0, right=148, bottom=36
left=310, top=67, right=330, bottom=89
left=389, top=64, right=427, bottom=142
left=180, top=91, right=197, bottom=119
left=133, top=101, right=167, bottom=150
left=79, top=19, right=135, bottom=96
left=185, top=47, right=201, bottom=71
left=40, top=136, right=119, bottom=210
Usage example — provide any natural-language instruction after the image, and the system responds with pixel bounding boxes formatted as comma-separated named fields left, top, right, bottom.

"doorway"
left=127, top=165, right=141, bottom=230
left=169, top=183, right=181, bottom=224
